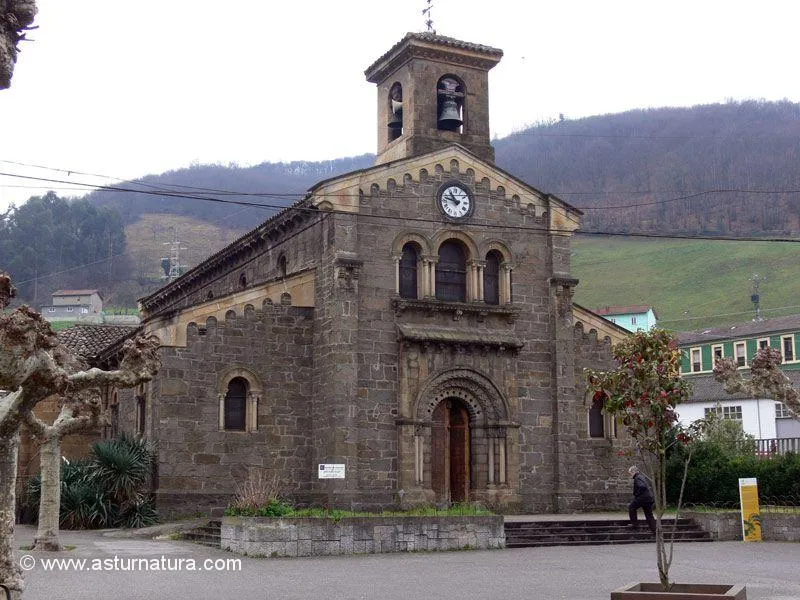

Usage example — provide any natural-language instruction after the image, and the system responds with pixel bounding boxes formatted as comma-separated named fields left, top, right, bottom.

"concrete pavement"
left=12, top=523, right=800, bottom=600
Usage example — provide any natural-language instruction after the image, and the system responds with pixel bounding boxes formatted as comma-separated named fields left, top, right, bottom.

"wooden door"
left=430, top=399, right=471, bottom=503
left=449, top=403, right=470, bottom=502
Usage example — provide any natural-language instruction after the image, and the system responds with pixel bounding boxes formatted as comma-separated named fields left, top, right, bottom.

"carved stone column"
left=422, top=254, right=438, bottom=299
left=392, top=254, right=401, bottom=295
left=501, top=263, right=513, bottom=304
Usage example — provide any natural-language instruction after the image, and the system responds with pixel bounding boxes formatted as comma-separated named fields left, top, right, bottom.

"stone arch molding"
left=217, top=366, right=264, bottom=397
left=430, top=229, right=480, bottom=258
left=391, top=231, right=432, bottom=257
left=414, top=368, right=509, bottom=426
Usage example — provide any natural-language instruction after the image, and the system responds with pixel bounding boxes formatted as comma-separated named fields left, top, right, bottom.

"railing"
left=754, top=437, right=800, bottom=457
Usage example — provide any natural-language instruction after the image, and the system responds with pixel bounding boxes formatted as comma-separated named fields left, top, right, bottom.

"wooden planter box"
left=611, top=583, right=746, bottom=600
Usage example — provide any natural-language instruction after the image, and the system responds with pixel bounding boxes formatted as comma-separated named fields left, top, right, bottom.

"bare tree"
left=0, top=273, right=160, bottom=597
left=23, top=389, right=103, bottom=551
left=0, top=0, right=37, bottom=89
left=713, top=347, right=800, bottom=419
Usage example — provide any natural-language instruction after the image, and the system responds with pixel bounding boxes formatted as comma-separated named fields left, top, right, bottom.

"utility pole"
left=161, top=228, right=187, bottom=282
left=750, top=273, right=765, bottom=322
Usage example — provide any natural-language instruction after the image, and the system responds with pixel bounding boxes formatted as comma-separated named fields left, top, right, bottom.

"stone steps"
left=504, top=517, right=712, bottom=548
left=181, top=519, right=221, bottom=548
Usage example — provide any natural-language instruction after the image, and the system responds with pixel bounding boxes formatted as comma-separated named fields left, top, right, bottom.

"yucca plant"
left=26, top=436, right=159, bottom=530
left=88, top=435, right=153, bottom=507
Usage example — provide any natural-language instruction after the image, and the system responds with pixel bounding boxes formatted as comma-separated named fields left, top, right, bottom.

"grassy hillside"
left=571, top=235, right=800, bottom=331
left=124, top=213, right=247, bottom=297
left=123, top=219, right=800, bottom=332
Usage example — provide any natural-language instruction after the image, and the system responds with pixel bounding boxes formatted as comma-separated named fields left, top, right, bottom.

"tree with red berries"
left=586, top=328, right=707, bottom=592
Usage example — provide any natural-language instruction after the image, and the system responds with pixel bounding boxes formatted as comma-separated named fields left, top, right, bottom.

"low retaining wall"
left=683, top=510, right=800, bottom=541
left=221, top=515, right=505, bottom=557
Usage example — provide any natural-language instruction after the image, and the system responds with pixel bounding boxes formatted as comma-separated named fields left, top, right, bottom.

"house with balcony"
left=592, top=305, right=658, bottom=332
left=677, top=314, right=800, bottom=453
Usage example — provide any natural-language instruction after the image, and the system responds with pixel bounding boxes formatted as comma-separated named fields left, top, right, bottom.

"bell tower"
left=364, top=32, right=503, bottom=166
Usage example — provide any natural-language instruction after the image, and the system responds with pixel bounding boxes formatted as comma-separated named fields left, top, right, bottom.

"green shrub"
left=667, top=441, right=800, bottom=505
left=26, top=435, right=159, bottom=530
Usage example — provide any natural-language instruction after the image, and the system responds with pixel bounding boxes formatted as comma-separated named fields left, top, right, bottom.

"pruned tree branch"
left=713, top=348, right=800, bottom=419
left=0, top=0, right=38, bottom=90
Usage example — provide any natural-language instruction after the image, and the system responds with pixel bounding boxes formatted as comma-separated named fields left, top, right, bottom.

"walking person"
left=628, top=465, right=656, bottom=534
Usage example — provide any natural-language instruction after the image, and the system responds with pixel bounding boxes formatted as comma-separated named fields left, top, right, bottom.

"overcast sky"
left=2, top=0, right=799, bottom=212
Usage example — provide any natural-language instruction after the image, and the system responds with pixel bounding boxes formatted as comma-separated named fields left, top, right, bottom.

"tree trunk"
left=0, top=432, right=24, bottom=596
left=33, top=434, right=62, bottom=551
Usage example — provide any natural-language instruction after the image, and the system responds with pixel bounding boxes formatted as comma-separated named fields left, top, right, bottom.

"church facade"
left=120, top=33, right=632, bottom=517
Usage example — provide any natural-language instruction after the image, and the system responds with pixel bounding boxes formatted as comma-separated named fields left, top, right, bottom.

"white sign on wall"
left=318, top=463, right=346, bottom=479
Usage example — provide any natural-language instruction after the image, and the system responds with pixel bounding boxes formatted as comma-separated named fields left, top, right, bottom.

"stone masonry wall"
left=568, top=322, right=631, bottom=510
left=684, top=510, right=800, bottom=542
left=221, top=515, right=505, bottom=557
left=120, top=301, right=315, bottom=518
left=354, top=162, right=558, bottom=511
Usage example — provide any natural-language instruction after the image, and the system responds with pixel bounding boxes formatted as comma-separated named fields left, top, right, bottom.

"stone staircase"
left=504, top=517, right=712, bottom=548
left=181, top=519, right=221, bottom=548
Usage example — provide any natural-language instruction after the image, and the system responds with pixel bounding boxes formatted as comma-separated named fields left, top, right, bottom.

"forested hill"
left=496, top=100, right=800, bottom=235
left=86, top=155, right=375, bottom=229
left=86, top=99, right=800, bottom=236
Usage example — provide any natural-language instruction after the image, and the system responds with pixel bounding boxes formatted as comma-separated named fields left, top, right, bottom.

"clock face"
left=438, top=183, right=472, bottom=219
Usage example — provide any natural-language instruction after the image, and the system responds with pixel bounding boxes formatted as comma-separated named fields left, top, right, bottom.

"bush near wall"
left=666, top=443, right=800, bottom=505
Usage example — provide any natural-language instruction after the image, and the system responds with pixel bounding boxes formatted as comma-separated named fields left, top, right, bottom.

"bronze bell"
left=438, top=97, right=462, bottom=131
left=389, top=100, right=403, bottom=129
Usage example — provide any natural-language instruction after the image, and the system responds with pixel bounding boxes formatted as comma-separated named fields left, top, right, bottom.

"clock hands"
left=445, top=192, right=461, bottom=206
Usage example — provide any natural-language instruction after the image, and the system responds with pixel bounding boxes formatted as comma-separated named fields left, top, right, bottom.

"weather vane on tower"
left=422, top=0, right=435, bottom=33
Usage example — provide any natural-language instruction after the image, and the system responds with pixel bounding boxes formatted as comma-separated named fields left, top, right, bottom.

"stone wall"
left=567, top=322, right=632, bottom=510
left=221, top=515, right=505, bottom=557
left=118, top=301, right=315, bottom=517
left=684, top=510, right=800, bottom=542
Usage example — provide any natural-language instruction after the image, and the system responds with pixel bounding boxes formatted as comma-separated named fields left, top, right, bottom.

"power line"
left=658, top=304, right=800, bottom=325
left=2, top=171, right=800, bottom=244
left=503, top=130, right=800, bottom=141
left=5, top=169, right=800, bottom=218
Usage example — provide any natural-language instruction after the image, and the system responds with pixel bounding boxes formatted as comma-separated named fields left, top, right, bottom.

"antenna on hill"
left=750, top=273, right=765, bottom=322
left=161, top=228, right=188, bottom=282
left=422, top=0, right=435, bottom=33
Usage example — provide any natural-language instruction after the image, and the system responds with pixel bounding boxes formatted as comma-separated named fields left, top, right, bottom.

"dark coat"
left=632, top=473, right=654, bottom=503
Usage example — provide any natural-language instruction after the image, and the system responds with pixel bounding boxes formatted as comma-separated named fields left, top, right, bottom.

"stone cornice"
left=365, top=32, right=503, bottom=83
left=139, top=201, right=319, bottom=315
left=397, top=323, right=524, bottom=354
left=392, top=297, right=520, bottom=324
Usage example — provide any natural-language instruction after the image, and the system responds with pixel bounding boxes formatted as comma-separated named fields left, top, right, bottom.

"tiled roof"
left=677, top=314, right=800, bottom=346
left=57, top=324, right=137, bottom=360
left=593, top=305, right=656, bottom=317
left=684, top=371, right=800, bottom=403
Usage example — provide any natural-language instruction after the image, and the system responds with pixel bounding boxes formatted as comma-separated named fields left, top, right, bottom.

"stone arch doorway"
left=431, top=397, right=471, bottom=503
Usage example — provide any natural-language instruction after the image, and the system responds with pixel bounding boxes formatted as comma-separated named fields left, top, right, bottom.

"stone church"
left=118, top=32, right=631, bottom=517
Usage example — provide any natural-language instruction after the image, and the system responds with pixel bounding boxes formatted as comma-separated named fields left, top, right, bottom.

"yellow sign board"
left=738, top=477, right=762, bottom=542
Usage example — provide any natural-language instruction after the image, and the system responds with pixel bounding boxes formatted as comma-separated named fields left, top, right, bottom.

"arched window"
left=484, top=250, right=501, bottom=305
left=436, top=241, right=467, bottom=302
left=239, top=272, right=247, bottom=288
left=277, top=255, right=287, bottom=278
left=388, top=82, right=403, bottom=142
left=437, top=76, right=464, bottom=133
left=224, top=377, right=248, bottom=431
left=588, top=403, right=605, bottom=438
left=399, top=243, right=419, bottom=299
